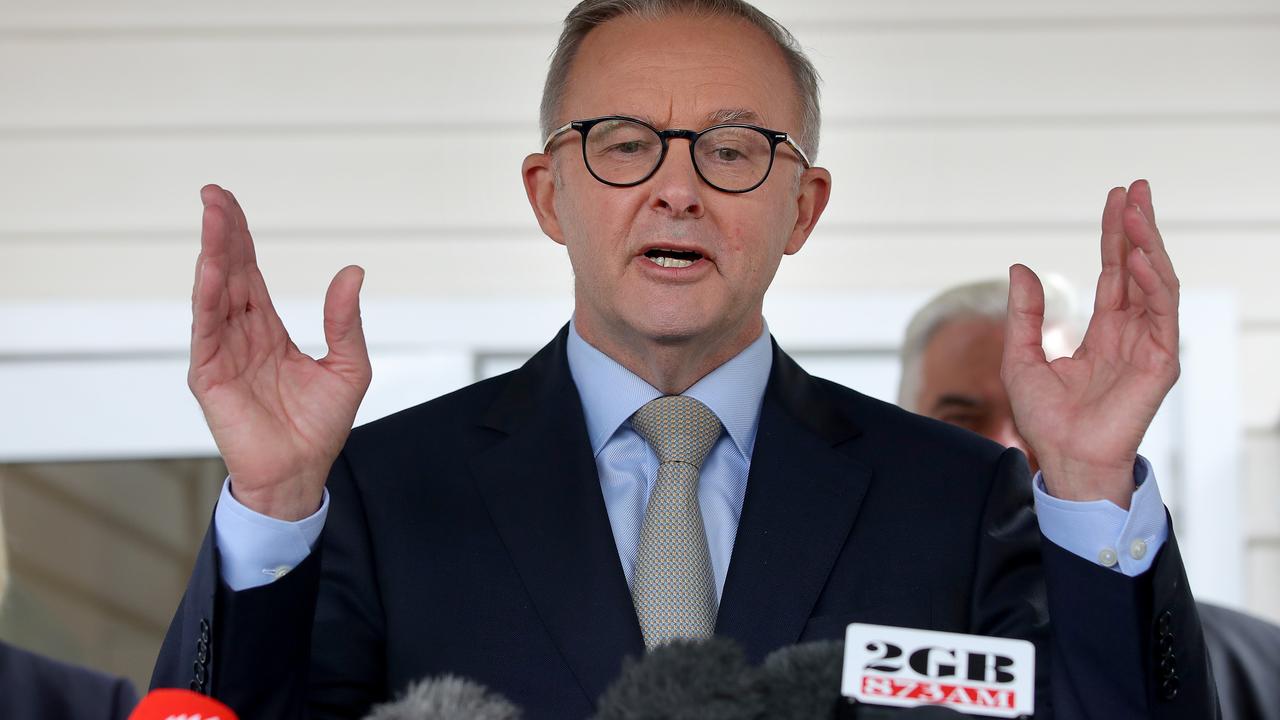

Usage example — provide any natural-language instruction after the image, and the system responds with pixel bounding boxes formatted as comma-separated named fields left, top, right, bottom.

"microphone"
left=756, top=640, right=848, bottom=718
left=593, top=637, right=764, bottom=719
left=362, top=676, right=522, bottom=720
left=127, top=689, right=238, bottom=720
left=757, top=641, right=967, bottom=719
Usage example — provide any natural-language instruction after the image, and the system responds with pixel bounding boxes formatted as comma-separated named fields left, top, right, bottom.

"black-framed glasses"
left=542, top=115, right=812, bottom=194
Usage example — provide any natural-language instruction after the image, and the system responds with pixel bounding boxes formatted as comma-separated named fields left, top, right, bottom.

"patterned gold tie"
left=629, top=395, right=722, bottom=649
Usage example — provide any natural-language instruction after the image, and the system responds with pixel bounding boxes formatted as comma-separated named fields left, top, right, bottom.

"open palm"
left=1002, top=180, right=1180, bottom=508
left=188, top=185, right=371, bottom=520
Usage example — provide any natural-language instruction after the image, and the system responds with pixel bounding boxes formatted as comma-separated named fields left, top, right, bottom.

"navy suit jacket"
left=1200, top=602, right=1280, bottom=720
left=0, top=640, right=137, bottom=720
left=153, top=328, right=1218, bottom=718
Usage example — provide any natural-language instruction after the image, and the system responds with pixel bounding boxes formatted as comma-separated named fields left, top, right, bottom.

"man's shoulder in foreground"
left=0, top=640, right=137, bottom=720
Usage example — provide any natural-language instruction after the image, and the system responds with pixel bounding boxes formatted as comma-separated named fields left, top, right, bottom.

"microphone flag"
left=127, top=688, right=239, bottom=720
left=842, top=624, right=1035, bottom=718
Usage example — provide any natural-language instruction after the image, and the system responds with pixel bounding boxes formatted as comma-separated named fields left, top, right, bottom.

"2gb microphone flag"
left=842, top=623, right=1035, bottom=718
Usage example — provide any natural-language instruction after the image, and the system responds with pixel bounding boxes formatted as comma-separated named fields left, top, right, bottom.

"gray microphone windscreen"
left=363, top=675, right=522, bottom=720
left=593, top=637, right=764, bottom=720
left=756, top=640, right=846, bottom=719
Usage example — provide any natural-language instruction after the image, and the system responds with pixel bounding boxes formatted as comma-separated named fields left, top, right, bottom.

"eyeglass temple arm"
left=780, top=135, right=812, bottom=169
left=542, top=122, right=575, bottom=153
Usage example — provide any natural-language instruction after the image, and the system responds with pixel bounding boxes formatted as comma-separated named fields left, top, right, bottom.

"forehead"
left=561, top=12, right=801, bottom=130
left=921, top=318, right=1007, bottom=387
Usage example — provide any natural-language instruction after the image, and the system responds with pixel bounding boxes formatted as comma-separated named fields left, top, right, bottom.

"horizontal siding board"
left=4, top=26, right=1278, bottom=130
left=2, top=124, right=1276, bottom=233
left=3, top=0, right=1278, bottom=31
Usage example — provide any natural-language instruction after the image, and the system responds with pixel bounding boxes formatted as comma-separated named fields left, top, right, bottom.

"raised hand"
left=188, top=185, right=372, bottom=520
left=1002, top=180, right=1180, bottom=508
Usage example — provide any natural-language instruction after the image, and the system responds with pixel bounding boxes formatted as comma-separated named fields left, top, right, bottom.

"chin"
left=626, top=311, right=714, bottom=345
left=631, top=303, right=754, bottom=349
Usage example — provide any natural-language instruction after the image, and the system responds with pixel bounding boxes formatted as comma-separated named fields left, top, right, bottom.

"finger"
left=1128, top=246, right=1180, bottom=350
left=194, top=190, right=219, bottom=308
left=1094, top=186, right=1129, bottom=313
left=191, top=188, right=233, bottom=372
left=209, top=187, right=272, bottom=317
left=198, top=186, right=232, bottom=263
left=222, top=188, right=259, bottom=266
left=1127, top=178, right=1156, bottom=227
left=194, top=193, right=233, bottom=307
left=1003, top=264, right=1049, bottom=375
left=198, top=186, right=250, bottom=269
left=1123, top=201, right=1179, bottom=297
left=319, top=266, right=371, bottom=378
left=190, top=243, right=230, bottom=371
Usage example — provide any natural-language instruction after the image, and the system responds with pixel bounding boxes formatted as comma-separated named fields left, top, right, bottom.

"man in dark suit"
left=152, top=0, right=1218, bottom=717
left=0, top=640, right=137, bottom=719
left=1200, top=603, right=1280, bottom=720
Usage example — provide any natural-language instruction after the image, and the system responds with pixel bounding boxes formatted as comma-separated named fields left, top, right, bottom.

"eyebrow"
left=930, top=394, right=983, bottom=413
left=621, top=109, right=764, bottom=128
left=705, top=108, right=762, bottom=125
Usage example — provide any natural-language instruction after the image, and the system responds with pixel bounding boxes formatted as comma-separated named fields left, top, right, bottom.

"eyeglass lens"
left=583, top=118, right=774, bottom=192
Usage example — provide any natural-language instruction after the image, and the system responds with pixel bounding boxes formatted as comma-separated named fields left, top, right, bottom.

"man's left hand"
left=1002, top=179, right=1180, bottom=509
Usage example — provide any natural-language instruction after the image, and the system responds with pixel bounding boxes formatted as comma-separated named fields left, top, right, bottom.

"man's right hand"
left=189, top=185, right=372, bottom=521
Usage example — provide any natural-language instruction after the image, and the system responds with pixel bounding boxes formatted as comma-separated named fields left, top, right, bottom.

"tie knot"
left=630, top=395, right=722, bottom=468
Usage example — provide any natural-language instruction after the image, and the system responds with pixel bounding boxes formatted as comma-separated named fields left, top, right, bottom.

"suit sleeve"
left=970, top=447, right=1220, bottom=719
left=109, top=675, right=140, bottom=720
left=150, top=450, right=388, bottom=719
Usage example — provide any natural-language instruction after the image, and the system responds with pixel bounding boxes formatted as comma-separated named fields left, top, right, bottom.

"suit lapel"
left=469, top=327, right=645, bottom=705
left=716, top=344, right=873, bottom=662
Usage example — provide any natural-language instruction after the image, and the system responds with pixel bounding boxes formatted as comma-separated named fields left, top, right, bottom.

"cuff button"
left=1130, top=538, right=1148, bottom=560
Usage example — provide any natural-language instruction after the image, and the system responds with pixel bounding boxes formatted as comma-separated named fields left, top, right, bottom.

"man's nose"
left=647, top=142, right=705, bottom=219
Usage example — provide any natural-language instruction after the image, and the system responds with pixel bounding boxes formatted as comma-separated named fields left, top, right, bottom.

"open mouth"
left=643, top=248, right=704, bottom=269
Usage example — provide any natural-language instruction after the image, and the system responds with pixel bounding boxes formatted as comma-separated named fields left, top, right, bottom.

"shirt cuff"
left=213, top=477, right=329, bottom=591
left=1032, top=455, right=1169, bottom=576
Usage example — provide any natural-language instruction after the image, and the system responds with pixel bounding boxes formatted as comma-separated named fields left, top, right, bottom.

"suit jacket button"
left=1161, top=677, right=1180, bottom=700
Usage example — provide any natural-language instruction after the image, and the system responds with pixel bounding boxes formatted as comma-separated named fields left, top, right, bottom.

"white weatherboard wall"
left=1, top=0, right=1277, bottom=634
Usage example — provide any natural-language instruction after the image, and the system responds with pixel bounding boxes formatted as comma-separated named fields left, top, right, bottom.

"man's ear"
left=522, top=152, right=566, bottom=246
left=784, top=166, right=832, bottom=255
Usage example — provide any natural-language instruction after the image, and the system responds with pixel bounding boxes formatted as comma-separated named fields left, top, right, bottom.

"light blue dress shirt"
left=214, top=320, right=1169, bottom=591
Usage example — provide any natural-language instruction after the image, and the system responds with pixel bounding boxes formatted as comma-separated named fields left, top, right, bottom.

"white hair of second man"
left=897, top=276, right=1081, bottom=413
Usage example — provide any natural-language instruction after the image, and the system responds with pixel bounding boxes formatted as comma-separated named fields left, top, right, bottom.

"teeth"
left=647, top=256, right=695, bottom=269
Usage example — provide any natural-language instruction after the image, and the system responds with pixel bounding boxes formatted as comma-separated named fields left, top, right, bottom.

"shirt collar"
left=566, top=319, right=773, bottom=460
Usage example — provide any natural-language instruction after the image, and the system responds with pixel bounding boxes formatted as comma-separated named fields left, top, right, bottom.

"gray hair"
left=540, top=0, right=822, bottom=161
left=898, top=277, right=1080, bottom=412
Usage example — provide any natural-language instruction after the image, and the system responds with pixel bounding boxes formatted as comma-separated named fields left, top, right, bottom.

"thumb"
left=320, top=265, right=370, bottom=378
left=1003, top=264, right=1047, bottom=377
